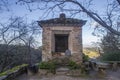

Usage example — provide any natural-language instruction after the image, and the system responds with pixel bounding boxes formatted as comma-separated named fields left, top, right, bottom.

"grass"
left=0, top=64, right=28, bottom=77
left=83, top=49, right=100, bottom=58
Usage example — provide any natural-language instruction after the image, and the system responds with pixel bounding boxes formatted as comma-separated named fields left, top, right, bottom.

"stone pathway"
left=16, top=68, right=120, bottom=80
left=16, top=74, right=105, bottom=80
left=106, top=69, right=120, bottom=80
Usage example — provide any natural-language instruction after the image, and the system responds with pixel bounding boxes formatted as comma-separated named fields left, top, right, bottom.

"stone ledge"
left=0, top=66, right=27, bottom=80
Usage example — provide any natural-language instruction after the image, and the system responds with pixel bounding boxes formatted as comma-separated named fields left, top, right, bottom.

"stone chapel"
left=38, top=13, right=86, bottom=63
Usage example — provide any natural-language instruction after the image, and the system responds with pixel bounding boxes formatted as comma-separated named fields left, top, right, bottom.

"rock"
left=39, top=69, right=48, bottom=75
left=0, top=76, right=7, bottom=80
left=27, top=65, right=39, bottom=76
left=65, top=49, right=71, bottom=57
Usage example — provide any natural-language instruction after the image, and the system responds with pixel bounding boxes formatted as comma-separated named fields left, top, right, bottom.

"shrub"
left=68, top=60, right=80, bottom=70
left=39, top=61, right=56, bottom=74
left=101, top=52, right=120, bottom=61
left=83, top=54, right=89, bottom=62
left=39, top=62, right=49, bottom=69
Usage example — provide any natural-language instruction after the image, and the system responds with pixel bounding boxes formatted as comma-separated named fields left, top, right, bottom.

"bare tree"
left=16, top=0, right=120, bottom=36
left=0, top=0, right=10, bottom=11
left=0, top=0, right=119, bottom=35
left=0, top=17, right=41, bottom=72
left=19, top=21, right=41, bottom=65
left=117, top=0, right=120, bottom=5
left=0, top=17, right=27, bottom=71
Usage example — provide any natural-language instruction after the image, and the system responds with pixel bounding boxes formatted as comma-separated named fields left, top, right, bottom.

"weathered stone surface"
left=38, top=13, right=86, bottom=26
left=38, top=69, right=48, bottom=75
left=0, top=66, right=27, bottom=80
left=39, top=14, right=86, bottom=63
left=67, top=69, right=82, bottom=76
left=65, top=49, right=71, bottom=56
left=56, top=67, right=70, bottom=75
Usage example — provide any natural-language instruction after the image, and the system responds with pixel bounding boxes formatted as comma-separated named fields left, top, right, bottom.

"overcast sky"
left=0, top=0, right=108, bottom=47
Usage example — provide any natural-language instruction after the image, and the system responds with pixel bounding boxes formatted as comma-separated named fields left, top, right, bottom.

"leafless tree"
left=0, top=0, right=119, bottom=35
left=0, top=0, right=10, bottom=11
left=16, top=0, right=120, bottom=36
left=117, top=0, right=120, bottom=5
left=0, top=17, right=41, bottom=72
left=19, top=21, right=41, bottom=65
left=0, top=17, right=27, bottom=71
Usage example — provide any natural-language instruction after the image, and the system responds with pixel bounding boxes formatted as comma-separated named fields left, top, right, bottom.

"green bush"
left=68, top=60, right=80, bottom=70
left=39, top=61, right=56, bottom=74
left=39, top=62, right=49, bottom=69
left=83, top=54, right=89, bottom=62
left=101, top=52, right=120, bottom=61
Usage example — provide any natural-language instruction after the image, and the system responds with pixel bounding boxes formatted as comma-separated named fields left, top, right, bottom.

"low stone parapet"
left=0, top=65, right=27, bottom=80
left=102, top=61, right=120, bottom=70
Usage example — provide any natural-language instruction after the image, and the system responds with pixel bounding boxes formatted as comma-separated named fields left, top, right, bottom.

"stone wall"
left=42, top=25, right=83, bottom=63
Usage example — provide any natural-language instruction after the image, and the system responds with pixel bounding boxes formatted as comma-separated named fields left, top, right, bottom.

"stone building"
left=38, top=13, right=86, bottom=63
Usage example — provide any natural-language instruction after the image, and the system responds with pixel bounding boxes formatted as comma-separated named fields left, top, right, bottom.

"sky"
left=0, top=0, right=108, bottom=47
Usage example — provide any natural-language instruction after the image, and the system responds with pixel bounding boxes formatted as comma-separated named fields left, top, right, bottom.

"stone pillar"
left=71, top=27, right=83, bottom=63
left=42, top=27, right=52, bottom=61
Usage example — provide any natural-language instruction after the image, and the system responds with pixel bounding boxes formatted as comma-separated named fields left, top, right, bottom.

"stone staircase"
left=56, top=67, right=70, bottom=75
left=52, top=56, right=71, bottom=75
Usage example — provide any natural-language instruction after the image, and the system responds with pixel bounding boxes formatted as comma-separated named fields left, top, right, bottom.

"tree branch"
left=117, top=0, right=120, bottom=5
left=66, top=0, right=120, bottom=35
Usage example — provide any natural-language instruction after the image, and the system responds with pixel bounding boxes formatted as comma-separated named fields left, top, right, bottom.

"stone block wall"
left=38, top=13, right=86, bottom=63
left=42, top=25, right=83, bottom=63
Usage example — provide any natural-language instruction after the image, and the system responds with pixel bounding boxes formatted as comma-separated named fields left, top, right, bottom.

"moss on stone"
left=0, top=64, right=28, bottom=77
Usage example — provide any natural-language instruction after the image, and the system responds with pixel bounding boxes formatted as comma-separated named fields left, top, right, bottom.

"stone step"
left=56, top=67, right=70, bottom=75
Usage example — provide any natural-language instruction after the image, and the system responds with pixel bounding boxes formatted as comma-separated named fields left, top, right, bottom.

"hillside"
left=83, top=47, right=100, bottom=58
left=0, top=44, right=42, bottom=72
